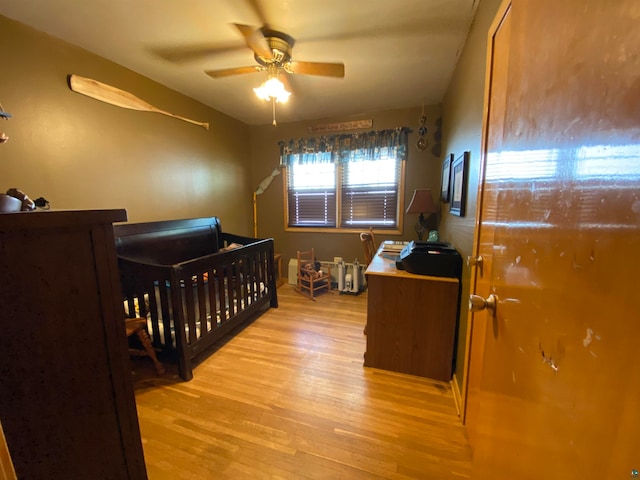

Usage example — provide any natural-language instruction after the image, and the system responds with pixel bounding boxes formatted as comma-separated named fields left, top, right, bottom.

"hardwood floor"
left=132, top=284, right=472, bottom=479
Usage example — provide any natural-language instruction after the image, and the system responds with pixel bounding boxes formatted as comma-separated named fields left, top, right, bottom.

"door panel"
left=463, top=0, right=511, bottom=447
left=472, top=0, right=640, bottom=478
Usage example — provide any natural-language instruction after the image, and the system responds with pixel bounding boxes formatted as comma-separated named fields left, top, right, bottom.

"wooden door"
left=470, top=0, right=640, bottom=478
left=462, top=0, right=511, bottom=446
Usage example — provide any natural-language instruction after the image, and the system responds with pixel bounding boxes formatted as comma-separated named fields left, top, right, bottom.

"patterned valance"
left=278, top=127, right=411, bottom=166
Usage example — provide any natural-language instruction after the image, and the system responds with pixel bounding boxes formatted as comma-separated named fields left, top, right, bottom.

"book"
left=380, top=240, right=409, bottom=253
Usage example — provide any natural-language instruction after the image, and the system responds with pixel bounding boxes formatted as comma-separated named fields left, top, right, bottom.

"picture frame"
left=440, top=153, right=453, bottom=203
left=450, top=151, right=470, bottom=216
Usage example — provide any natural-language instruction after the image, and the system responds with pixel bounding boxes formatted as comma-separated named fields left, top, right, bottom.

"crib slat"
left=196, top=273, right=208, bottom=336
left=260, top=250, right=267, bottom=295
left=183, top=274, right=197, bottom=345
left=169, top=268, right=192, bottom=380
left=244, top=256, right=252, bottom=303
left=260, top=250, right=268, bottom=297
left=147, top=282, right=161, bottom=346
left=240, top=256, right=249, bottom=309
left=258, top=250, right=266, bottom=299
left=226, top=261, right=236, bottom=317
left=250, top=252, right=259, bottom=302
left=207, top=268, right=219, bottom=330
left=157, top=281, right=173, bottom=349
left=216, top=266, right=229, bottom=325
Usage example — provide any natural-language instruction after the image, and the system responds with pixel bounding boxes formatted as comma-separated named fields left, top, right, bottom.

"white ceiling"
left=1, top=0, right=478, bottom=126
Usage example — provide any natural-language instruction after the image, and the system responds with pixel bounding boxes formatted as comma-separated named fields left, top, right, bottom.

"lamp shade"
left=406, top=189, right=438, bottom=214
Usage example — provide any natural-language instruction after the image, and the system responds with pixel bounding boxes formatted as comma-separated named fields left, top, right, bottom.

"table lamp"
left=405, top=189, right=438, bottom=241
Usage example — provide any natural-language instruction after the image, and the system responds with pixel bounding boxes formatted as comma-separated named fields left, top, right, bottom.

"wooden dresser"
left=0, top=210, right=147, bottom=479
left=364, top=246, right=459, bottom=381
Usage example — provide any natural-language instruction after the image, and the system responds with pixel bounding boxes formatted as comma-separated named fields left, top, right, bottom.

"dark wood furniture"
left=0, top=209, right=147, bottom=479
left=114, top=217, right=278, bottom=381
left=364, top=244, right=459, bottom=381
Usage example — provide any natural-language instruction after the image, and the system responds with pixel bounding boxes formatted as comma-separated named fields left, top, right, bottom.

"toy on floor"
left=300, top=260, right=324, bottom=279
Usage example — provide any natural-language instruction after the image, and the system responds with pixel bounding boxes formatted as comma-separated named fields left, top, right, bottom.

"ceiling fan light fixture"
left=253, top=76, right=291, bottom=103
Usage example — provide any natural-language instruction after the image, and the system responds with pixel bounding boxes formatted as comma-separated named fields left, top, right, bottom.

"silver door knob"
left=467, top=255, right=484, bottom=268
left=469, top=293, right=498, bottom=315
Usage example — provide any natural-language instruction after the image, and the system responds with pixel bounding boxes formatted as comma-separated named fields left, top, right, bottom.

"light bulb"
left=253, top=77, right=291, bottom=103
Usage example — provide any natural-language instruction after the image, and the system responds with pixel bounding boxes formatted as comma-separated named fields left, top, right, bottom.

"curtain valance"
left=278, top=127, right=411, bottom=166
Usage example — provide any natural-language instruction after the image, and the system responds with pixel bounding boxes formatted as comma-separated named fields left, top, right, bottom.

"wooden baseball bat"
left=68, top=74, right=209, bottom=130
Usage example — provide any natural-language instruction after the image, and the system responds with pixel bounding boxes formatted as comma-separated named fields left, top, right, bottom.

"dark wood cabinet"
left=364, top=247, right=459, bottom=382
left=0, top=210, right=147, bottom=479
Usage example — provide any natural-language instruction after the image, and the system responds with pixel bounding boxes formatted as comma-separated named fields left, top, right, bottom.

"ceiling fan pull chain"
left=272, top=98, right=277, bottom=126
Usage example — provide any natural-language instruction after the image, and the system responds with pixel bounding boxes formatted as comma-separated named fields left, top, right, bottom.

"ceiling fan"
left=202, top=23, right=344, bottom=125
left=204, top=23, right=345, bottom=81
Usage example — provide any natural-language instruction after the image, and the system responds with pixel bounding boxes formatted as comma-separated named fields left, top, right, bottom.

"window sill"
left=284, top=226, right=403, bottom=235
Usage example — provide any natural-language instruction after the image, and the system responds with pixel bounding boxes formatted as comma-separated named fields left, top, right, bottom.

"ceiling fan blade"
left=288, top=61, right=345, bottom=78
left=244, top=0, right=269, bottom=28
left=205, top=66, right=262, bottom=79
left=151, top=43, right=247, bottom=64
left=233, top=23, right=273, bottom=60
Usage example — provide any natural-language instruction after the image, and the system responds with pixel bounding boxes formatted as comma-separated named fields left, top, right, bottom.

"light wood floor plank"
left=132, top=285, right=471, bottom=479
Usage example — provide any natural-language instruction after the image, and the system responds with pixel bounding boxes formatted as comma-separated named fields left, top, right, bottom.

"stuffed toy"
left=301, top=261, right=323, bottom=279
left=6, top=188, right=35, bottom=211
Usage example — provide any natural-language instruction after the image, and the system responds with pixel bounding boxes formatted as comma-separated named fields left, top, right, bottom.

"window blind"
left=287, top=162, right=337, bottom=227
left=340, top=157, right=401, bottom=228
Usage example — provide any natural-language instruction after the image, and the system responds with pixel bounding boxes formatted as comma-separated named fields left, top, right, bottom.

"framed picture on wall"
left=450, top=151, right=470, bottom=216
left=440, top=153, right=453, bottom=202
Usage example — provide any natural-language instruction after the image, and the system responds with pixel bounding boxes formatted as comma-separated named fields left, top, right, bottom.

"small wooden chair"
left=296, top=248, right=331, bottom=301
left=125, top=317, right=165, bottom=375
left=360, top=227, right=376, bottom=265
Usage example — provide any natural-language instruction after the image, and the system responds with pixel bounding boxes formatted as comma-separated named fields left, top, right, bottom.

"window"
left=280, top=128, right=410, bottom=231
left=340, top=156, right=400, bottom=228
left=287, top=161, right=336, bottom=227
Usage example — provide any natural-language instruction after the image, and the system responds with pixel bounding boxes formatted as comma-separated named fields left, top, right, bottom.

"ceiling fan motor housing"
left=255, top=29, right=295, bottom=66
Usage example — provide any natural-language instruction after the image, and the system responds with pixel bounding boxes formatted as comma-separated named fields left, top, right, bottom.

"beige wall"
left=439, top=0, right=503, bottom=389
left=0, top=15, right=252, bottom=233
left=249, top=105, right=443, bottom=269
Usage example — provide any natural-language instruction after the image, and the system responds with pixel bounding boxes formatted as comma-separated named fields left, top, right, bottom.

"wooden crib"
left=114, top=217, right=278, bottom=380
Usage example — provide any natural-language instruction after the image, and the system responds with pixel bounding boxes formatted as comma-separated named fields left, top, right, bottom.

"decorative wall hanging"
left=431, top=116, right=442, bottom=157
left=0, top=103, right=11, bottom=144
left=450, top=151, right=470, bottom=216
left=68, top=74, right=209, bottom=130
left=416, top=103, right=428, bottom=151
left=440, top=153, right=453, bottom=203
left=308, top=119, right=372, bottom=133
